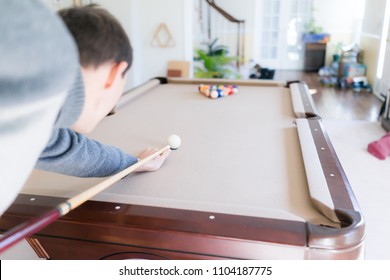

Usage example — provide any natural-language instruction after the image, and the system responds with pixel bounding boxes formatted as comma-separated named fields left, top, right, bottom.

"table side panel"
left=0, top=194, right=309, bottom=259
left=289, top=82, right=319, bottom=118
left=297, top=119, right=365, bottom=250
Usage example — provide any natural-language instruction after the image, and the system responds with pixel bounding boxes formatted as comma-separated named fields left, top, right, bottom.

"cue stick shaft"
left=58, top=144, right=171, bottom=215
left=0, top=144, right=171, bottom=253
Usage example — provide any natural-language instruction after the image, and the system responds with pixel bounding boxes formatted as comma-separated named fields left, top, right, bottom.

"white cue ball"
left=168, top=134, right=181, bottom=150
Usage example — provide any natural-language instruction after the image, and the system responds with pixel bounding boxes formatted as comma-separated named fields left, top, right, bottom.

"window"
left=255, top=0, right=311, bottom=69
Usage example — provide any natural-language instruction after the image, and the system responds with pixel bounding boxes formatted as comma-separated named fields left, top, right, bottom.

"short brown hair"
left=58, top=4, right=132, bottom=75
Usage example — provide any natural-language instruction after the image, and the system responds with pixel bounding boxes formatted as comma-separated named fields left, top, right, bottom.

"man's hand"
left=134, top=147, right=171, bottom=172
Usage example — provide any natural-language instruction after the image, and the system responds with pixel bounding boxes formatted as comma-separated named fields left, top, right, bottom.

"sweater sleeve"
left=36, top=128, right=138, bottom=177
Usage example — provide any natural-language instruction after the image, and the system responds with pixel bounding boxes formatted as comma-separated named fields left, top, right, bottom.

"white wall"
left=97, top=0, right=192, bottom=89
left=360, top=0, right=388, bottom=95
left=41, top=0, right=372, bottom=79
left=361, top=0, right=386, bottom=35
left=312, top=0, right=365, bottom=64
left=313, top=0, right=365, bottom=38
left=41, top=0, right=193, bottom=90
left=195, top=0, right=366, bottom=68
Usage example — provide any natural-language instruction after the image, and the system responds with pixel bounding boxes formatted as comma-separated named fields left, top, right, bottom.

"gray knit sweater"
left=0, top=0, right=78, bottom=215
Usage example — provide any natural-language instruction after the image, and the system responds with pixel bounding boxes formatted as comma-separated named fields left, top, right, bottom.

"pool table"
left=0, top=78, right=365, bottom=260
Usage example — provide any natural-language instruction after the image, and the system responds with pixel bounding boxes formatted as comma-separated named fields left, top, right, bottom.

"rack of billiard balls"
left=198, top=84, right=238, bottom=99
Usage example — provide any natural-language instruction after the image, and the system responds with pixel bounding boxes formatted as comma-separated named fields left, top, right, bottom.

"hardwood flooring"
left=273, top=70, right=383, bottom=121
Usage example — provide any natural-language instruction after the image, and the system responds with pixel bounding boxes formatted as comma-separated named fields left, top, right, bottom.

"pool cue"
left=0, top=145, right=171, bottom=254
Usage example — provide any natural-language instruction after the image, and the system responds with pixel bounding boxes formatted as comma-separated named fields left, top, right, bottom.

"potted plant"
left=194, top=38, right=239, bottom=79
left=302, top=17, right=329, bottom=44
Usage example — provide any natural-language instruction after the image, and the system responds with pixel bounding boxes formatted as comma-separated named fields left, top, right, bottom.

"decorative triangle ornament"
left=151, top=23, right=176, bottom=48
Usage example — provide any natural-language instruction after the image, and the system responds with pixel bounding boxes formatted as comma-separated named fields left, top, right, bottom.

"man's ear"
left=105, top=61, right=128, bottom=89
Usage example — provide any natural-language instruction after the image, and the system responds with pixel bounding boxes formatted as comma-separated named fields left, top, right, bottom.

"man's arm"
left=36, top=128, right=138, bottom=177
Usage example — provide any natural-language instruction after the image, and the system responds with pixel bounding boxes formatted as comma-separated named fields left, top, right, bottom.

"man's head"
left=58, top=5, right=133, bottom=133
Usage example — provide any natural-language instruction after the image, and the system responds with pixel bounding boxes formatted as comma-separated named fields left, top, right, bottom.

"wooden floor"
left=274, top=70, right=383, bottom=121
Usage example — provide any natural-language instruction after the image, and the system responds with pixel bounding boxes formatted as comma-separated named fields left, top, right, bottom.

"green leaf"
left=194, top=38, right=239, bottom=79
